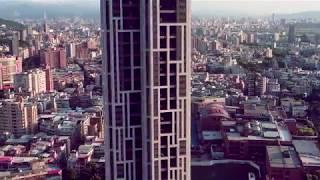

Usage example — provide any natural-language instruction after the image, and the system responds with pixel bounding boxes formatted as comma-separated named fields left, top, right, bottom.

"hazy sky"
left=1, top=0, right=320, bottom=16
left=192, top=0, right=320, bottom=15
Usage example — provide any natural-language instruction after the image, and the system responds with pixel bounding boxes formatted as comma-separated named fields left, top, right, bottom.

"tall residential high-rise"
left=288, top=24, right=296, bottom=44
left=14, top=68, right=47, bottom=96
left=20, top=29, right=27, bottom=41
left=9, top=33, right=19, bottom=56
left=40, top=48, right=67, bottom=68
left=27, top=25, right=33, bottom=36
left=43, top=11, right=49, bottom=34
left=274, top=33, right=280, bottom=42
left=44, top=66, right=54, bottom=92
left=75, top=42, right=89, bottom=59
left=66, top=42, right=76, bottom=58
left=247, top=72, right=267, bottom=96
left=0, top=56, right=22, bottom=88
left=0, top=98, right=38, bottom=137
left=272, top=13, right=275, bottom=24
left=101, top=0, right=191, bottom=180
left=266, top=48, right=273, bottom=58
left=248, top=33, right=255, bottom=44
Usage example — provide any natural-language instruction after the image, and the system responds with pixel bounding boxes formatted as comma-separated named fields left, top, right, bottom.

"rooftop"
left=0, top=156, right=39, bottom=164
left=202, top=131, right=222, bottom=141
left=293, top=140, right=320, bottom=167
left=200, top=103, right=230, bottom=119
left=224, top=121, right=292, bottom=142
left=78, top=145, right=93, bottom=154
left=267, top=146, right=301, bottom=169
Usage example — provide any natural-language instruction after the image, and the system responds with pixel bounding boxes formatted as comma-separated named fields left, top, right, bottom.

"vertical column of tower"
left=102, top=0, right=191, bottom=179
left=102, top=0, right=144, bottom=179
left=146, top=0, right=190, bottom=179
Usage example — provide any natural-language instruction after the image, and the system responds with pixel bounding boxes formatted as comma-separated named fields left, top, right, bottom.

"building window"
left=116, top=164, right=124, bottom=178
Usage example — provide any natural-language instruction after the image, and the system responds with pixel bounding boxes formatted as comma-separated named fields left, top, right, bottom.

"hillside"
left=0, top=18, right=25, bottom=30
left=278, top=11, right=320, bottom=20
left=0, top=1, right=99, bottom=20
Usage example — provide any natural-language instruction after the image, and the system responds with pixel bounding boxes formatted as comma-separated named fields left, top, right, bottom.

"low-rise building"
left=293, top=140, right=320, bottom=173
left=223, top=120, right=292, bottom=165
left=266, top=146, right=304, bottom=180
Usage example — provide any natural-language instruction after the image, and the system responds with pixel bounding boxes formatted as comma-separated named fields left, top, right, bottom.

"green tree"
left=79, top=163, right=102, bottom=180
left=62, top=168, right=77, bottom=180
left=58, top=152, right=68, bottom=169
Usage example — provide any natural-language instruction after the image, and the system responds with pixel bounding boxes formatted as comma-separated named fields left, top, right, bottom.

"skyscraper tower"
left=288, top=24, right=296, bottom=44
left=101, top=0, right=191, bottom=180
left=247, top=73, right=267, bottom=96
left=43, top=11, right=49, bottom=33
left=271, top=13, right=275, bottom=24
left=9, top=33, right=19, bottom=56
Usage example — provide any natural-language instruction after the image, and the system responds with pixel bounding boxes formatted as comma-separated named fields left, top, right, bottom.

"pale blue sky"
left=1, top=0, right=320, bottom=15
left=192, top=0, right=320, bottom=15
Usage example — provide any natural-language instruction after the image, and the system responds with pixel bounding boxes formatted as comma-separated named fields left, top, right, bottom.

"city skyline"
left=193, top=0, right=320, bottom=16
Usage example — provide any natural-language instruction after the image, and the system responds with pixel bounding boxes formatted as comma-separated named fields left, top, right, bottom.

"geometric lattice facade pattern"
left=101, top=0, right=191, bottom=179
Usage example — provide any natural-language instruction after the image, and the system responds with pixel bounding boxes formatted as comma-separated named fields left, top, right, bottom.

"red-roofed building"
left=198, top=103, right=231, bottom=131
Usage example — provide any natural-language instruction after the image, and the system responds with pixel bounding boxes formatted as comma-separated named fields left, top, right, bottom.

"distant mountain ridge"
left=276, top=11, right=320, bottom=19
left=0, top=0, right=99, bottom=20
left=0, top=0, right=319, bottom=20
left=192, top=10, right=320, bottom=19
left=0, top=18, right=25, bottom=30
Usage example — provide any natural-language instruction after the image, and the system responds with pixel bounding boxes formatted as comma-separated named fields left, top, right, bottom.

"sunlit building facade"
left=101, top=0, right=191, bottom=179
